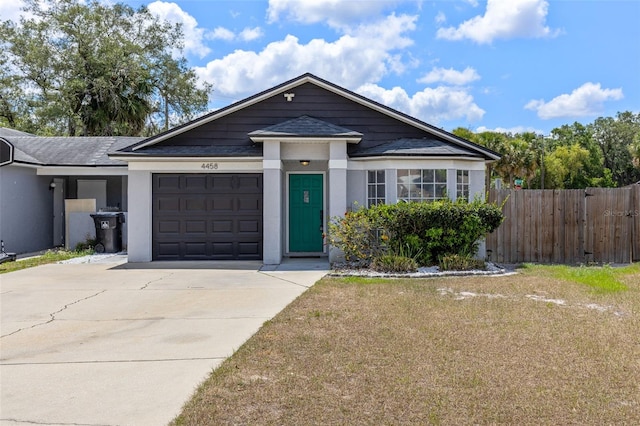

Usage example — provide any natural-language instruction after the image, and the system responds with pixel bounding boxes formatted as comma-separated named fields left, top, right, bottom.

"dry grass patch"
left=172, top=265, right=640, bottom=425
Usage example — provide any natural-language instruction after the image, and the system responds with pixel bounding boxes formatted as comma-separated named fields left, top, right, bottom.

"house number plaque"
left=303, top=190, right=310, bottom=203
left=201, top=162, right=219, bottom=170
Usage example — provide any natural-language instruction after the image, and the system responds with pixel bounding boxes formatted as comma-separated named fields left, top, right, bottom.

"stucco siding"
left=126, top=170, right=152, bottom=262
left=347, top=169, right=366, bottom=209
left=0, top=165, right=53, bottom=254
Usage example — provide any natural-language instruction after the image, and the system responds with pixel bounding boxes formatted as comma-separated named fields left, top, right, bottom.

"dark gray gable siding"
left=133, top=82, right=444, bottom=155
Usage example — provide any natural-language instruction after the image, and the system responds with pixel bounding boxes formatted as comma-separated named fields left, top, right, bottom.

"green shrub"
left=327, top=210, right=386, bottom=265
left=371, top=255, right=418, bottom=273
left=328, top=198, right=503, bottom=267
left=439, top=254, right=486, bottom=271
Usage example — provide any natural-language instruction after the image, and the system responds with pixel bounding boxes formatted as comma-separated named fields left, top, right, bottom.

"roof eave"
left=108, top=154, right=264, bottom=162
left=348, top=154, right=487, bottom=161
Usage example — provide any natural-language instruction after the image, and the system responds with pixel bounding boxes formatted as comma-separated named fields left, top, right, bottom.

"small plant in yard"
left=75, top=236, right=97, bottom=252
left=439, top=253, right=486, bottom=271
left=370, top=254, right=418, bottom=273
left=326, top=209, right=386, bottom=265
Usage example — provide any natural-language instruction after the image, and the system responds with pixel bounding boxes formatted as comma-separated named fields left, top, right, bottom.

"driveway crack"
left=1, top=290, right=106, bottom=338
left=258, top=271, right=314, bottom=288
left=139, top=272, right=174, bottom=290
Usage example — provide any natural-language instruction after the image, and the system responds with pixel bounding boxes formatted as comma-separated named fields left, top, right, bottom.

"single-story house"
left=0, top=128, right=141, bottom=254
left=1, top=73, right=499, bottom=262
left=109, top=73, right=500, bottom=264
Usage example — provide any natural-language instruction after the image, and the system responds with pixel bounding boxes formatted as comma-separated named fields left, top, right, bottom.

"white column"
left=328, top=141, right=348, bottom=263
left=447, top=169, right=457, bottom=200
left=470, top=169, right=486, bottom=201
left=263, top=141, right=282, bottom=265
left=127, top=170, right=152, bottom=262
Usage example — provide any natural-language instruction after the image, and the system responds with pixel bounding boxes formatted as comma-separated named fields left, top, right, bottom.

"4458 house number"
left=201, top=162, right=218, bottom=170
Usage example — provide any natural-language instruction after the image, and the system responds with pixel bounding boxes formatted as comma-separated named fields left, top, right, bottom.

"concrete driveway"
left=0, top=256, right=328, bottom=426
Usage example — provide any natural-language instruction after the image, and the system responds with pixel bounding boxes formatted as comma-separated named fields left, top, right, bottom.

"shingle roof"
left=4, top=136, right=143, bottom=166
left=0, top=128, right=35, bottom=137
left=130, top=145, right=262, bottom=157
left=349, top=138, right=484, bottom=158
left=248, top=115, right=362, bottom=138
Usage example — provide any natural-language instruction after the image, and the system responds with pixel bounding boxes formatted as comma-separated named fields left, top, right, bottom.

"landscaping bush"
left=326, top=209, right=387, bottom=264
left=328, top=198, right=504, bottom=267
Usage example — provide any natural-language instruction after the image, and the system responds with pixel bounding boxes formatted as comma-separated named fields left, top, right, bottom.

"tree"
left=548, top=122, right=605, bottom=188
left=453, top=129, right=510, bottom=190
left=0, top=0, right=212, bottom=136
left=591, top=112, right=640, bottom=186
left=630, top=133, right=640, bottom=170
left=543, top=144, right=591, bottom=189
left=455, top=129, right=540, bottom=189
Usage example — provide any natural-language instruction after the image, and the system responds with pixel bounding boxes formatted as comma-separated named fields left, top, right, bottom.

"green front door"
left=289, top=174, right=324, bottom=252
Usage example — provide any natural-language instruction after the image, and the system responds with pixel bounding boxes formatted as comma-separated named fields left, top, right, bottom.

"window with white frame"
left=457, top=170, right=469, bottom=200
left=397, top=169, right=447, bottom=202
left=367, top=170, right=386, bottom=207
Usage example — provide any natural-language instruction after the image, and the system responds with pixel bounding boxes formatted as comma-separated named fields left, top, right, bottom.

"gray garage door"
left=152, top=173, right=263, bottom=260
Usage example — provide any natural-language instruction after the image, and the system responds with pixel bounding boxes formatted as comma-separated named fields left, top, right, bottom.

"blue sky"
left=3, top=0, right=639, bottom=134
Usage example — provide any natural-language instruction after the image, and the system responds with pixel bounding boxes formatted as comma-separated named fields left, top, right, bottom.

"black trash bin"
left=90, top=212, right=125, bottom=253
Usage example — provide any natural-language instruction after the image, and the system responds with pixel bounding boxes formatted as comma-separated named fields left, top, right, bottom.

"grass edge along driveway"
left=171, top=263, right=640, bottom=425
left=0, top=249, right=92, bottom=274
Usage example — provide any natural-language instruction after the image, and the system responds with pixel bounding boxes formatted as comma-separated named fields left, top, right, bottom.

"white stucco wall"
left=126, top=170, right=152, bottom=262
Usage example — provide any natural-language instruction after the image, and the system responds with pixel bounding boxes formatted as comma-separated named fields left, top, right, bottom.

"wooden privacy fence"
left=486, top=186, right=640, bottom=264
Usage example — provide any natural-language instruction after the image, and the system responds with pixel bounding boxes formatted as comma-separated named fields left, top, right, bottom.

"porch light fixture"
left=300, top=160, right=310, bottom=166
left=49, top=180, right=56, bottom=190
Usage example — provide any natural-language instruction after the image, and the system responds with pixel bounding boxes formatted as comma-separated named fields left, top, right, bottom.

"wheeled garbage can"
left=90, top=212, right=125, bottom=253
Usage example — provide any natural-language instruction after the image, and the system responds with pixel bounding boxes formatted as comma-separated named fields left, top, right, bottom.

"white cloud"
left=267, top=0, right=402, bottom=29
left=209, top=27, right=235, bottom=41
left=418, top=67, right=480, bottom=86
left=434, top=11, right=446, bottom=25
left=436, top=0, right=557, bottom=44
left=147, top=1, right=210, bottom=57
left=357, top=83, right=485, bottom=124
left=208, top=26, right=264, bottom=42
left=195, top=14, right=417, bottom=97
left=239, top=27, right=264, bottom=42
left=524, top=82, right=624, bottom=119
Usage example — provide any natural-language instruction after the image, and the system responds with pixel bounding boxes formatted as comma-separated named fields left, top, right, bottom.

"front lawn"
left=172, top=264, right=640, bottom=425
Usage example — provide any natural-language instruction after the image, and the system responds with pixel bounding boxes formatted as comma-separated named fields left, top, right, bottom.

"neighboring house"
left=111, top=73, right=500, bottom=264
left=0, top=128, right=141, bottom=254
